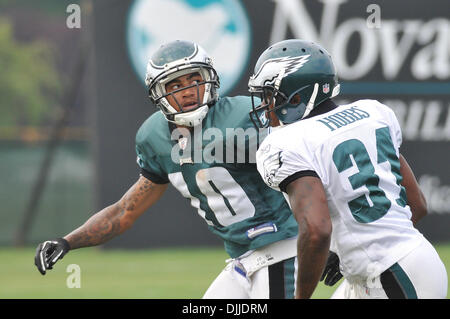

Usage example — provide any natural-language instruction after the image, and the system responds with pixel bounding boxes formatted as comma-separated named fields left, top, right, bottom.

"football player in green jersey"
left=34, top=40, right=299, bottom=299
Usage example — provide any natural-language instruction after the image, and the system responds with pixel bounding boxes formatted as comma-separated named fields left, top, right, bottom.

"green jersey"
left=135, top=96, right=297, bottom=258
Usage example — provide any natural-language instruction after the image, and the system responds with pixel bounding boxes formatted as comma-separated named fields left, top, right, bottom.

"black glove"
left=34, top=238, right=70, bottom=275
left=320, top=251, right=343, bottom=286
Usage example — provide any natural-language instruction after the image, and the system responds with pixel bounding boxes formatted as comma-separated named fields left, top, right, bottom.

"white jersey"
left=256, top=99, right=424, bottom=280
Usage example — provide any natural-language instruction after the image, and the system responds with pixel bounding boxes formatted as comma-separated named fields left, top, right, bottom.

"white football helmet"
left=145, top=40, right=220, bottom=126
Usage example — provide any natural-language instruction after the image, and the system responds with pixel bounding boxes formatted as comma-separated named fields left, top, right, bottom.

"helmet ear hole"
left=289, top=94, right=301, bottom=105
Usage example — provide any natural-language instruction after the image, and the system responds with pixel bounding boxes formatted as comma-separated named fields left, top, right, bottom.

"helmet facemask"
left=250, top=84, right=320, bottom=128
left=145, top=40, right=220, bottom=127
left=249, top=86, right=288, bottom=128
left=248, top=39, right=340, bottom=129
left=149, top=65, right=219, bottom=127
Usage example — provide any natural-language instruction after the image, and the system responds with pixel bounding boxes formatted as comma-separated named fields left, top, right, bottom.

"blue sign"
left=126, top=0, right=251, bottom=96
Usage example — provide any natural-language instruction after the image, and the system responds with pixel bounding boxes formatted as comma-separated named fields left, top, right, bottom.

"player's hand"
left=34, top=238, right=70, bottom=275
left=320, top=251, right=342, bottom=286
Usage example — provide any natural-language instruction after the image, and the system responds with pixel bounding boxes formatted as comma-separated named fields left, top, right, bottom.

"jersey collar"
left=303, top=99, right=338, bottom=119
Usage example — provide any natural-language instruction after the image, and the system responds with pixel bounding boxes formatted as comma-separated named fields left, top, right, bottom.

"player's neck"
left=303, top=99, right=338, bottom=119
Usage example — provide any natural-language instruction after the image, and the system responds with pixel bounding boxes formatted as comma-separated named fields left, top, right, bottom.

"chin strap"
left=172, top=105, right=209, bottom=127
left=301, top=82, right=319, bottom=119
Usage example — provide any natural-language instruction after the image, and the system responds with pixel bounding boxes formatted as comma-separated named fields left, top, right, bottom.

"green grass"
left=1, top=244, right=449, bottom=299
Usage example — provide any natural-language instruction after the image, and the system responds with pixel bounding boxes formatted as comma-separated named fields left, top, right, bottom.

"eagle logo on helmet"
left=277, top=55, right=311, bottom=77
left=249, top=55, right=310, bottom=87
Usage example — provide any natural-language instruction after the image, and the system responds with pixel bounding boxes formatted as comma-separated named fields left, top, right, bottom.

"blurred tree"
left=0, top=18, right=61, bottom=127
left=0, top=0, right=13, bottom=6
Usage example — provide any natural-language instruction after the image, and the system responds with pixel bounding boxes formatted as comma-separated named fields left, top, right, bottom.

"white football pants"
left=331, top=239, right=448, bottom=299
left=203, top=237, right=298, bottom=299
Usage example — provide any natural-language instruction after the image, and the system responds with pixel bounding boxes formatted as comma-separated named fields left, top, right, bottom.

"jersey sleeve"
left=256, top=135, right=318, bottom=193
left=135, top=138, right=169, bottom=184
left=386, top=105, right=403, bottom=149
left=372, top=100, right=403, bottom=149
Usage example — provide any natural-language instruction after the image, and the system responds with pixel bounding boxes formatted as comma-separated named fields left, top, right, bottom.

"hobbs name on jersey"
left=317, top=106, right=370, bottom=131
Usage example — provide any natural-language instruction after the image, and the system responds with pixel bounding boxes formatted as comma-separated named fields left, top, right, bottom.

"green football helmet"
left=248, top=39, right=340, bottom=128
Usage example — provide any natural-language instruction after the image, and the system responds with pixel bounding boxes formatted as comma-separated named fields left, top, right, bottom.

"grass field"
left=1, top=244, right=449, bottom=299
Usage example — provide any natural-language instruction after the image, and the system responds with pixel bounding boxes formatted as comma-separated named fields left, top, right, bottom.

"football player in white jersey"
left=250, top=39, right=448, bottom=299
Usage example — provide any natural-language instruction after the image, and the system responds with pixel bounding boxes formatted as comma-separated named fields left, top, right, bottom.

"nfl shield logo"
left=323, top=83, right=330, bottom=94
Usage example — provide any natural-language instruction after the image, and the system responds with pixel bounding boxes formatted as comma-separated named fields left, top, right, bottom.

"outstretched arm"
left=65, top=175, right=168, bottom=249
left=35, top=176, right=167, bottom=275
